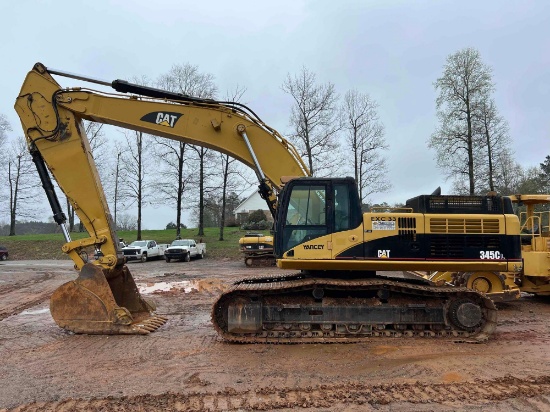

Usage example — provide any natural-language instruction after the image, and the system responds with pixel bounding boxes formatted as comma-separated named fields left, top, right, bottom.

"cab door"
left=278, top=182, right=330, bottom=258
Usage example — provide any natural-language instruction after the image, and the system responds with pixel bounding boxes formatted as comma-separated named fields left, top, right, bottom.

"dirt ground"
left=0, top=258, right=549, bottom=411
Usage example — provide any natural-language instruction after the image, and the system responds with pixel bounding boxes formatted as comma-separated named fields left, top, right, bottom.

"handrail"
left=369, top=207, right=414, bottom=213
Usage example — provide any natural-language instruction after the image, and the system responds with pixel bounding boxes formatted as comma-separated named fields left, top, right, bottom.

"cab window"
left=282, top=185, right=327, bottom=250
left=334, top=184, right=351, bottom=232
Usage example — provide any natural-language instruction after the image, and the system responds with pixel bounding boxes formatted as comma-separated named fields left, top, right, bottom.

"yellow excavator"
left=15, top=63, right=525, bottom=341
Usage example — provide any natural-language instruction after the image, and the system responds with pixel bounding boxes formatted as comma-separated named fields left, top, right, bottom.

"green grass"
left=0, top=227, right=252, bottom=260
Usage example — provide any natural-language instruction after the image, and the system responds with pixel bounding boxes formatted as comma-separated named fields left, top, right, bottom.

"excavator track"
left=212, top=273, right=497, bottom=343
left=244, top=254, right=276, bottom=267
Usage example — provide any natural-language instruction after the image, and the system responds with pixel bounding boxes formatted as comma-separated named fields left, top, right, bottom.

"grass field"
left=0, top=227, right=254, bottom=261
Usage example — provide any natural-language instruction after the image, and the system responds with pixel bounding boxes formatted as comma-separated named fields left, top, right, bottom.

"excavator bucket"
left=50, top=263, right=167, bottom=334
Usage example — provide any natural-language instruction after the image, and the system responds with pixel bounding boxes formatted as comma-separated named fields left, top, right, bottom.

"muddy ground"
left=0, top=258, right=549, bottom=411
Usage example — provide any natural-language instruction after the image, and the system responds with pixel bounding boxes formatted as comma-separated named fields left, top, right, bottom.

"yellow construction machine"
left=238, top=232, right=275, bottom=266
left=508, top=195, right=549, bottom=295
left=15, top=63, right=526, bottom=341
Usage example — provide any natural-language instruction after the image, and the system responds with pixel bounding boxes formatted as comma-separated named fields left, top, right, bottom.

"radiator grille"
left=430, top=218, right=500, bottom=234
left=398, top=217, right=417, bottom=241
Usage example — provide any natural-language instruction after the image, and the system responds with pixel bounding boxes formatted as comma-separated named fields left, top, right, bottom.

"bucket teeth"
left=130, top=327, right=151, bottom=335
left=134, top=317, right=168, bottom=333
left=147, top=318, right=168, bottom=327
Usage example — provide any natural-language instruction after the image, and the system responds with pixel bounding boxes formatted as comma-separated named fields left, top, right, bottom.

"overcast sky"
left=1, top=0, right=549, bottom=229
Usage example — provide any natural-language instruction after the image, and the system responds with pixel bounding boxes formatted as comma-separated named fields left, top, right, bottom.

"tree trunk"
left=9, top=157, right=22, bottom=236
left=114, top=152, right=121, bottom=229
left=219, top=155, right=229, bottom=241
left=176, top=142, right=185, bottom=238
left=198, top=148, right=205, bottom=236
left=466, top=106, right=475, bottom=195
left=137, top=133, right=143, bottom=240
left=66, top=199, right=75, bottom=232
left=485, top=126, right=495, bottom=192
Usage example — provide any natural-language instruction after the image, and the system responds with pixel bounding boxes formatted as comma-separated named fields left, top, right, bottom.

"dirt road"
left=1, top=258, right=549, bottom=411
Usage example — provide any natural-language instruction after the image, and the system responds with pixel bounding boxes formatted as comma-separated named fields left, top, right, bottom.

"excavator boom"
left=14, top=63, right=308, bottom=335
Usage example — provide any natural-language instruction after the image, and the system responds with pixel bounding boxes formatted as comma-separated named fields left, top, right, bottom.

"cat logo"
left=140, top=111, right=183, bottom=128
left=377, top=250, right=390, bottom=258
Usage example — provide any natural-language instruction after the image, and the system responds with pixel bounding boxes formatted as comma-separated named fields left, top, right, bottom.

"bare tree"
left=0, top=114, right=12, bottom=223
left=86, top=122, right=108, bottom=165
left=0, top=114, right=10, bottom=164
left=151, top=137, right=192, bottom=238
left=110, top=75, right=155, bottom=240
left=157, top=63, right=217, bottom=98
left=341, top=89, right=391, bottom=203
left=493, top=150, right=524, bottom=195
left=430, top=48, right=493, bottom=194
left=282, top=67, right=341, bottom=176
left=190, top=146, right=217, bottom=236
left=154, top=63, right=218, bottom=236
left=112, top=143, right=124, bottom=229
left=217, top=85, right=253, bottom=241
left=476, top=99, right=512, bottom=192
left=4, top=137, right=39, bottom=235
left=119, top=129, right=152, bottom=240
left=217, top=152, right=254, bottom=240
left=116, top=213, right=138, bottom=231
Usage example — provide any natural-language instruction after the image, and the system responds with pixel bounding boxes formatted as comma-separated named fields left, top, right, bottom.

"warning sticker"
left=372, top=221, right=396, bottom=231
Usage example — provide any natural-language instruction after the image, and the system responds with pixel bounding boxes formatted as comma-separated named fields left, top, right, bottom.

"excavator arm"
left=14, top=62, right=309, bottom=334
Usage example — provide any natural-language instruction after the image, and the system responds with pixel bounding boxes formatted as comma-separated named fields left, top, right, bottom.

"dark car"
left=0, top=245, right=8, bottom=261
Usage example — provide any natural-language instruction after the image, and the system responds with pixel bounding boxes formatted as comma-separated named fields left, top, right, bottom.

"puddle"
left=137, top=278, right=228, bottom=295
left=137, top=281, right=198, bottom=294
left=20, top=308, right=50, bottom=316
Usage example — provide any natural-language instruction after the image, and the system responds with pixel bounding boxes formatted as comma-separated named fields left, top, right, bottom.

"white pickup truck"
left=122, top=240, right=169, bottom=262
left=164, top=239, right=206, bottom=262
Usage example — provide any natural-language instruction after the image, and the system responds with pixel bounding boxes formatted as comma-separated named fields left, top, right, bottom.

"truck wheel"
left=184, top=253, right=190, bottom=262
left=1, top=255, right=6, bottom=261
left=140, top=253, right=147, bottom=263
left=198, top=251, right=204, bottom=259
left=165, top=256, right=170, bottom=263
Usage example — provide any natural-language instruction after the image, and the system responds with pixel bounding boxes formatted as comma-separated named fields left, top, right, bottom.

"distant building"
left=234, top=191, right=273, bottom=223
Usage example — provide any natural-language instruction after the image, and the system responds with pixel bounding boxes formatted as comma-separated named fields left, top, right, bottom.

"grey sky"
left=1, top=0, right=549, bottom=229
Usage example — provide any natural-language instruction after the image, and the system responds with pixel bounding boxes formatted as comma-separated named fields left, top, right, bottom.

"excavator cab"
left=274, top=177, right=362, bottom=257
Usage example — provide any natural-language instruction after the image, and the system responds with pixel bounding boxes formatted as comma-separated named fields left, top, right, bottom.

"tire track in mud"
left=8, top=374, right=550, bottom=411
left=0, top=272, right=60, bottom=320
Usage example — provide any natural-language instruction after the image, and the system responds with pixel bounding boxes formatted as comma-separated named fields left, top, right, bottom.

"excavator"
left=15, top=63, right=524, bottom=341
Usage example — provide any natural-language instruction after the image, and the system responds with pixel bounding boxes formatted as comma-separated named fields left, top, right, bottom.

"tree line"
left=1, top=48, right=549, bottom=239
left=429, top=47, right=550, bottom=195
left=0, top=63, right=390, bottom=238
